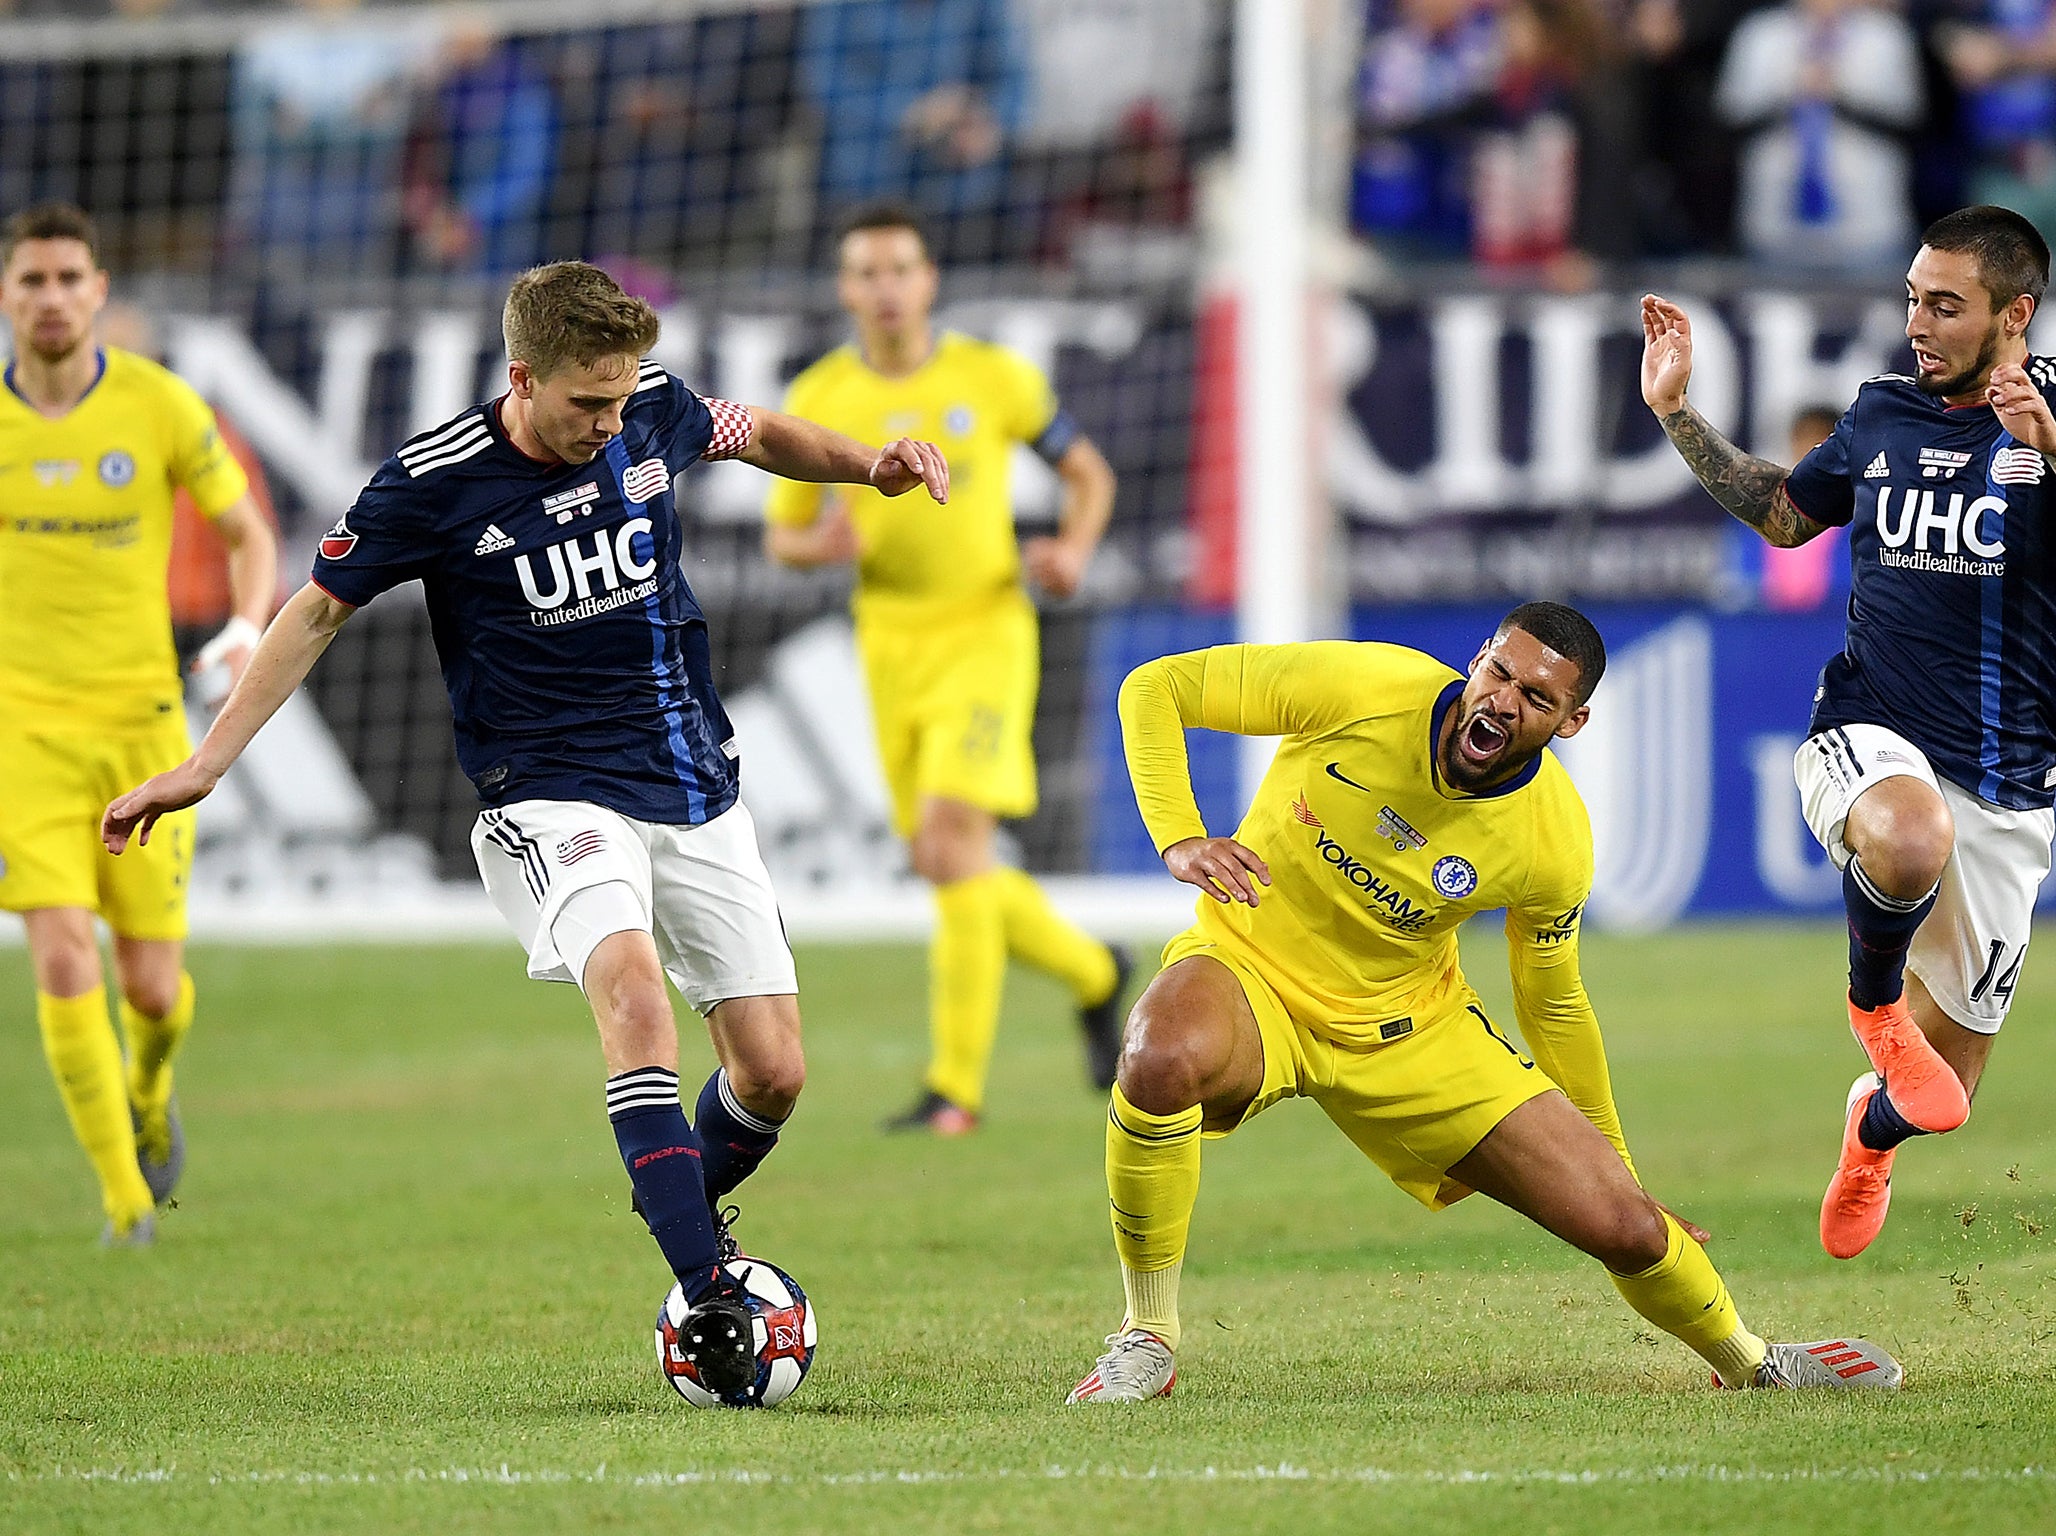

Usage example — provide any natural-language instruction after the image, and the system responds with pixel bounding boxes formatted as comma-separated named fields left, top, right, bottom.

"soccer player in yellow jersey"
left=1066, top=603, right=1904, bottom=1401
left=764, top=202, right=1128, bottom=1133
left=0, top=204, right=278, bottom=1244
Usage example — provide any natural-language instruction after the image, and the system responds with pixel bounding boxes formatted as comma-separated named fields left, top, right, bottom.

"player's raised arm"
left=740, top=405, right=949, bottom=504
left=102, top=581, right=354, bottom=852
left=1640, top=294, right=1829, bottom=549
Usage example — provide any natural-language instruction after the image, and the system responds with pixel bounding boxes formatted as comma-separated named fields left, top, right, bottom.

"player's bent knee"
left=118, top=976, right=183, bottom=1020
left=729, top=1050, right=805, bottom=1112
left=1849, top=785, right=1954, bottom=894
left=1115, top=1013, right=1220, bottom=1115
left=1595, top=1198, right=1672, bottom=1275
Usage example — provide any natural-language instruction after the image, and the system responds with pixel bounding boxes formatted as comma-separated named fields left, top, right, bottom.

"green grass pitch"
left=2, top=923, right=2053, bottom=1535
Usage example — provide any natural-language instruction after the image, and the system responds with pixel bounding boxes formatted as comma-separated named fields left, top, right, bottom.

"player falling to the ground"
left=1067, top=608, right=1901, bottom=1401
left=104, top=261, right=949, bottom=1396
left=1643, top=205, right=2056, bottom=1260
left=0, top=203, right=278, bottom=1246
left=764, top=202, right=1128, bottom=1135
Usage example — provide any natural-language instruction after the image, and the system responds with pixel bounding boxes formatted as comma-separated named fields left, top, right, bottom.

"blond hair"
left=501, top=262, right=661, bottom=380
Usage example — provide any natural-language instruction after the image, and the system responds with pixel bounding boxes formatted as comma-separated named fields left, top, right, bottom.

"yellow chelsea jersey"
left=1120, top=642, right=1596, bottom=1032
left=1119, top=641, right=1630, bottom=1164
left=764, top=332, right=1062, bottom=626
left=0, top=347, right=249, bottom=727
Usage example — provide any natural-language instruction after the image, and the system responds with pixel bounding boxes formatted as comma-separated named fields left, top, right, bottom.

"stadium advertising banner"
left=123, top=287, right=1986, bottom=928
left=1089, top=604, right=1916, bottom=927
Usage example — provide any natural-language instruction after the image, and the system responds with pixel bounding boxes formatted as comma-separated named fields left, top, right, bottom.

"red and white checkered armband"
left=701, top=396, right=755, bottom=461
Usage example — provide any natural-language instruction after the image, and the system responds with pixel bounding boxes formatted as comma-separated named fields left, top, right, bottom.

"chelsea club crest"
left=1431, top=855, right=1478, bottom=899
left=98, top=449, right=135, bottom=487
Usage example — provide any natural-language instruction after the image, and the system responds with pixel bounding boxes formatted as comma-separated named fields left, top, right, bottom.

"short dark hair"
left=1497, top=601, right=1606, bottom=705
left=1, top=202, right=100, bottom=269
left=1920, top=205, right=2051, bottom=311
left=835, top=200, right=933, bottom=260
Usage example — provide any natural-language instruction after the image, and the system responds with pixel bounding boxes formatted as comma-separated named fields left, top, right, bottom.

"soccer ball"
left=654, top=1257, right=817, bottom=1408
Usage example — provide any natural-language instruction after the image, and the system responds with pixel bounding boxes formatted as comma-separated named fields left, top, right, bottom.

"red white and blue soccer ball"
left=654, top=1257, right=817, bottom=1409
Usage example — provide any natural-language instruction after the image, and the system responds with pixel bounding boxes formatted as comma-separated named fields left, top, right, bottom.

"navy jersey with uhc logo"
left=309, top=359, right=756, bottom=825
left=1785, top=360, right=2056, bottom=810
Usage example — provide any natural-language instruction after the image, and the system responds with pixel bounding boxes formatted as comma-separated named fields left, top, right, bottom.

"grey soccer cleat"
left=100, top=1212, right=156, bottom=1249
left=1066, top=1328, right=1176, bottom=1403
left=1732, top=1338, right=1904, bottom=1390
left=134, top=1096, right=186, bottom=1208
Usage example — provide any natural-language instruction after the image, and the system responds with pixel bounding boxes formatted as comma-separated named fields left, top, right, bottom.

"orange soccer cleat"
left=1846, top=994, right=1968, bottom=1133
left=1821, top=1073, right=1894, bottom=1259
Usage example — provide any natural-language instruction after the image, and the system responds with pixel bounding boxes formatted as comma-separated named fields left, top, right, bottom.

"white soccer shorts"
left=471, top=798, right=797, bottom=1010
left=1794, top=723, right=2054, bottom=1032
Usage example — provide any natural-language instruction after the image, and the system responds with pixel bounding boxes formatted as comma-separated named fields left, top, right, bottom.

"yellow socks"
left=121, top=971, right=194, bottom=1146
left=39, top=987, right=154, bottom=1232
left=1610, top=1211, right=1767, bottom=1387
left=1107, top=1085, right=1203, bottom=1350
left=990, top=866, right=1118, bottom=1005
left=925, top=872, right=1008, bottom=1112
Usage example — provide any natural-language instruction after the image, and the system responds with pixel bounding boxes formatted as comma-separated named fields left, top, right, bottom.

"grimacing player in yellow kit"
left=1066, top=603, right=1904, bottom=1401
left=0, top=203, right=277, bottom=1244
left=765, top=201, right=1127, bottom=1133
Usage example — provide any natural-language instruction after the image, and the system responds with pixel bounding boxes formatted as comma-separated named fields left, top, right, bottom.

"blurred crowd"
left=0, top=0, right=1225, bottom=283
left=6, top=0, right=2051, bottom=285
left=1354, top=0, right=2056, bottom=279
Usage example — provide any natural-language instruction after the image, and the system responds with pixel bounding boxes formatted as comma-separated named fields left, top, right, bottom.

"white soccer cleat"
left=1065, top=1328, right=1175, bottom=1403
left=1726, top=1338, right=1904, bottom=1390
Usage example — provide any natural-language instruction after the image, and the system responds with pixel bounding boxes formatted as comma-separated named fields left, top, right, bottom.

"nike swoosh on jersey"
left=1325, top=762, right=1377, bottom=793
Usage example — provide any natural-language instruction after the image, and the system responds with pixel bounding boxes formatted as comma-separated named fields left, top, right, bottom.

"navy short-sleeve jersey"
left=311, top=359, right=751, bottom=825
left=1786, top=360, right=2056, bottom=809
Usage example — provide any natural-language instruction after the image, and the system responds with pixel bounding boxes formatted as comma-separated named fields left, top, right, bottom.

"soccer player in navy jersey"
left=101, top=262, right=949, bottom=1396
left=1641, top=205, right=2056, bottom=1260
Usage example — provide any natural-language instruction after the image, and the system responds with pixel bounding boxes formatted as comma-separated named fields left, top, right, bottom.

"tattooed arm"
left=1657, top=403, right=1826, bottom=548
left=1641, top=294, right=1829, bottom=549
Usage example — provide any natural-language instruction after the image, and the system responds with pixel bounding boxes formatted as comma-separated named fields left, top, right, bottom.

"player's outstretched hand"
left=1640, top=294, right=1694, bottom=416
left=1023, top=535, right=1089, bottom=598
left=1164, top=835, right=1271, bottom=907
left=103, top=758, right=222, bottom=854
left=1987, top=363, right=2056, bottom=455
left=870, top=437, right=950, bottom=503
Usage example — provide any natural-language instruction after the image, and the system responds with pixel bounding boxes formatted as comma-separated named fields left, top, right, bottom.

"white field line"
left=10, top=1462, right=2051, bottom=1490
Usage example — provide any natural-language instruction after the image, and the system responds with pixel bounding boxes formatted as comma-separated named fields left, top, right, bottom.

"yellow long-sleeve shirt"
left=1118, top=640, right=1635, bottom=1172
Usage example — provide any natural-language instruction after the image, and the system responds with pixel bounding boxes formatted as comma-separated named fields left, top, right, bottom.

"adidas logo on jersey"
left=474, top=524, right=515, bottom=556
left=1862, top=452, right=1889, bottom=480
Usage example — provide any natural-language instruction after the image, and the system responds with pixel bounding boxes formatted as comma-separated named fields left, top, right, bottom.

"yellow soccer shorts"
left=857, top=590, right=1040, bottom=838
left=1159, top=930, right=1557, bottom=1210
left=0, top=713, right=197, bottom=940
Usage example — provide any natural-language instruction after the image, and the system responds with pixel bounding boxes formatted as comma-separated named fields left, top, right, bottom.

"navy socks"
left=1844, top=857, right=1937, bottom=1010
left=1858, top=1085, right=1929, bottom=1153
left=607, top=1066, right=721, bottom=1300
left=694, top=1068, right=786, bottom=1205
